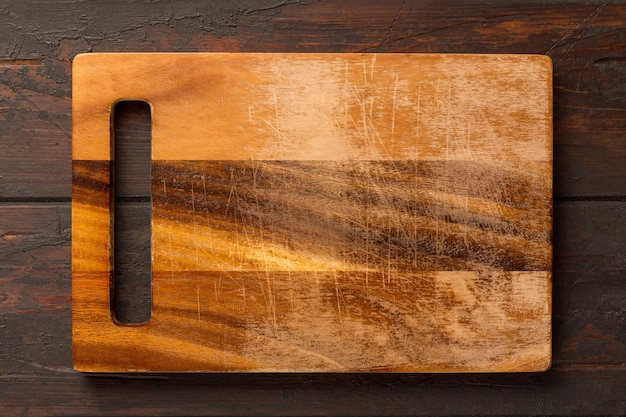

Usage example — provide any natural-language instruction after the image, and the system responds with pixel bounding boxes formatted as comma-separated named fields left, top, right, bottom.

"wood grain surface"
left=2, top=0, right=625, bottom=414
left=72, top=53, right=552, bottom=372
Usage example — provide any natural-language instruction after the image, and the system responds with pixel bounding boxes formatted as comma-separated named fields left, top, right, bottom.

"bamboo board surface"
left=72, top=53, right=552, bottom=372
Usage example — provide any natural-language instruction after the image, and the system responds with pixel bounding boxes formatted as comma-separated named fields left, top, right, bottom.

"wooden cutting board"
left=72, top=53, right=552, bottom=372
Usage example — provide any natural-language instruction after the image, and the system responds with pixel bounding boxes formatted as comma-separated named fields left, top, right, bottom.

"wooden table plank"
left=0, top=64, right=71, bottom=198
left=1, top=367, right=625, bottom=416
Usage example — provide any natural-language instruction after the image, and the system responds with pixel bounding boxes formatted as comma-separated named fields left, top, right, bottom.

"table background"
left=1, top=0, right=625, bottom=415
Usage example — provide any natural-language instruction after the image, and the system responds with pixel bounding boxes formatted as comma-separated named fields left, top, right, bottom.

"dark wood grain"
left=0, top=368, right=625, bottom=416
left=1, top=0, right=624, bottom=414
left=151, top=160, right=551, bottom=272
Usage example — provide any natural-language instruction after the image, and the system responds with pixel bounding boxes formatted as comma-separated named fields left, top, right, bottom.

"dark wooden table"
left=1, top=1, right=625, bottom=415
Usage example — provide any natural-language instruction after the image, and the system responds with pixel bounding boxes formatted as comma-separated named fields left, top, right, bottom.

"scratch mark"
left=445, top=84, right=452, bottom=160
left=561, top=263, right=599, bottom=298
left=215, top=273, right=222, bottom=302
left=191, top=181, right=199, bottom=261
left=343, top=62, right=349, bottom=127
left=365, top=193, right=370, bottom=287
left=415, top=84, right=421, bottom=160
left=288, top=270, right=294, bottom=309
left=242, top=282, right=247, bottom=310
left=413, top=103, right=419, bottom=266
left=272, top=87, right=279, bottom=123
left=163, top=179, right=175, bottom=280
left=276, top=340, right=348, bottom=369
left=350, top=85, right=371, bottom=150
left=169, top=234, right=174, bottom=280
left=466, top=119, right=471, bottom=156
left=378, top=0, right=407, bottom=52
left=243, top=0, right=299, bottom=15
left=362, top=62, right=368, bottom=84
left=358, top=15, right=487, bottom=53
left=251, top=165, right=277, bottom=333
left=391, top=74, right=398, bottom=143
left=201, top=174, right=213, bottom=252
left=348, top=84, right=388, bottom=159
left=263, top=119, right=289, bottom=144
left=225, top=167, right=236, bottom=215
left=13, top=358, right=76, bottom=373
left=387, top=215, right=392, bottom=287
left=334, top=271, right=342, bottom=324
left=550, top=2, right=607, bottom=69
left=191, top=181, right=201, bottom=319
left=545, top=24, right=578, bottom=56
left=196, top=286, right=201, bottom=321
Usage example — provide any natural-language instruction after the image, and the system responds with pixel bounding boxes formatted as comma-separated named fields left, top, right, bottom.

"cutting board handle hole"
left=111, top=100, right=153, bottom=325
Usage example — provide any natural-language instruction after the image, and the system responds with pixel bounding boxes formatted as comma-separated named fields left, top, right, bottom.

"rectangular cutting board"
left=72, top=53, right=552, bottom=372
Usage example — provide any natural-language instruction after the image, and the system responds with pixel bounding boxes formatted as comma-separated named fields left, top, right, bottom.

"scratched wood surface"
left=72, top=53, right=552, bottom=372
left=2, top=0, right=625, bottom=414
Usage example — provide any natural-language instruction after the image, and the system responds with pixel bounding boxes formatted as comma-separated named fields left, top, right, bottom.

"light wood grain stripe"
left=72, top=53, right=552, bottom=162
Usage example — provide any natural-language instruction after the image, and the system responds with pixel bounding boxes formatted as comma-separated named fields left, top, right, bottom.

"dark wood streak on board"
left=72, top=160, right=111, bottom=209
left=152, top=160, right=551, bottom=272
